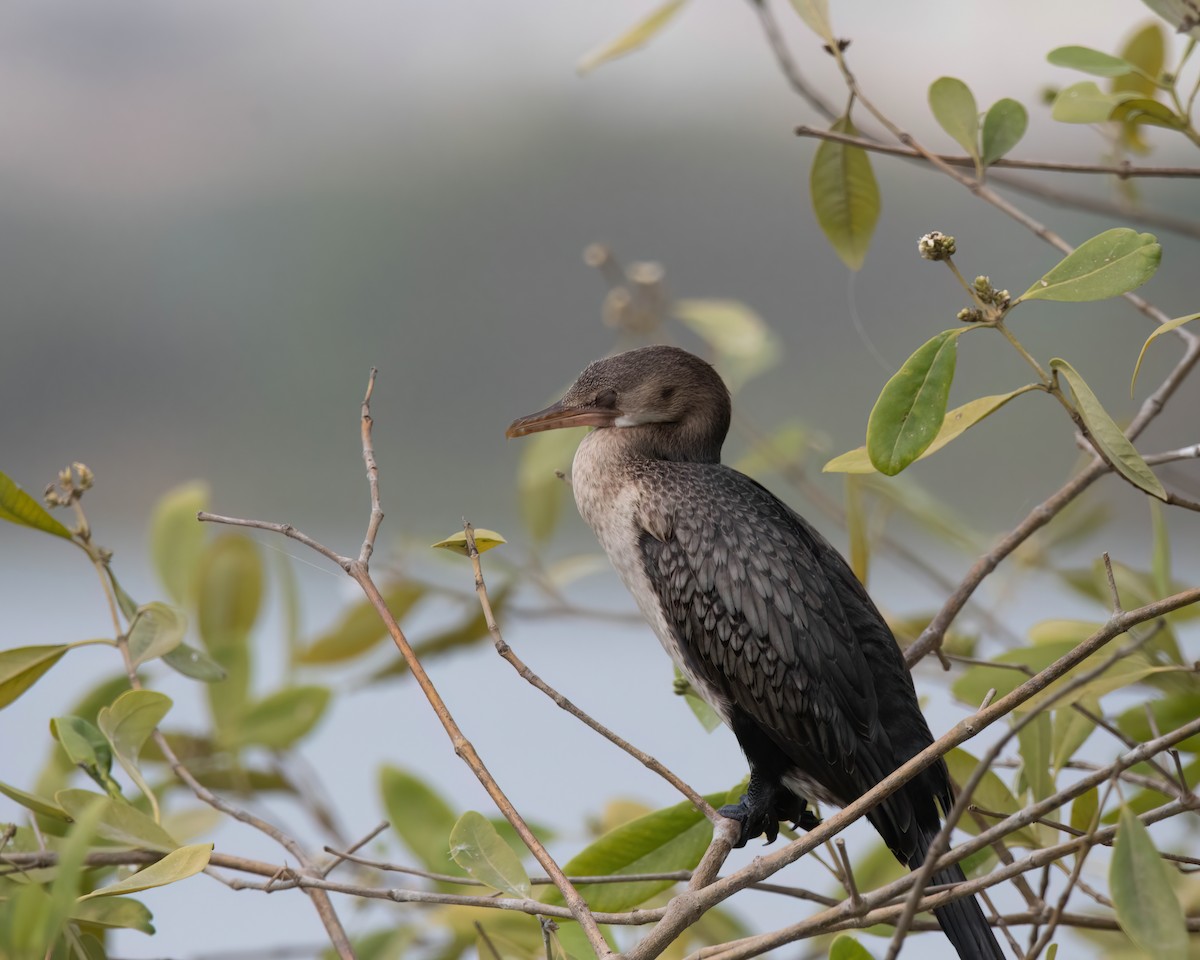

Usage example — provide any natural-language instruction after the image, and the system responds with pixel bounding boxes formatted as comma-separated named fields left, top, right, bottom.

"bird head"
left=505, top=345, right=731, bottom=463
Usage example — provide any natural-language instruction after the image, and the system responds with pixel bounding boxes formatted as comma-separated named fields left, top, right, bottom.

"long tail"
left=911, top=832, right=1005, bottom=960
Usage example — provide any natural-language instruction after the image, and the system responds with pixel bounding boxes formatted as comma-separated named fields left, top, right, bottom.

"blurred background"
left=3, top=0, right=1200, bottom=957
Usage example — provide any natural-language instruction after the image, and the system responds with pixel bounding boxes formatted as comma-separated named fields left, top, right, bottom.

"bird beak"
left=505, top=399, right=618, bottom=438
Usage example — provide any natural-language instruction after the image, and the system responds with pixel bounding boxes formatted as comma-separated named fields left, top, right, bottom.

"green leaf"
left=1051, top=699, right=1097, bottom=772
left=1051, top=81, right=1132, bottom=123
left=1149, top=499, right=1170, bottom=597
left=55, top=789, right=179, bottom=851
left=810, top=115, right=880, bottom=271
left=196, top=534, right=262, bottom=729
left=161, top=642, right=227, bottom=682
left=1116, top=693, right=1200, bottom=755
left=577, top=0, right=690, bottom=74
left=97, top=690, right=172, bottom=816
left=79, top=843, right=212, bottom=900
left=981, top=98, right=1028, bottom=166
left=928, top=77, right=980, bottom=159
left=71, top=896, right=155, bottom=934
left=149, top=481, right=209, bottom=604
left=1111, top=805, right=1188, bottom=959
left=51, top=716, right=121, bottom=797
left=297, top=582, right=424, bottom=664
left=829, top=934, right=876, bottom=959
left=1070, top=786, right=1099, bottom=835
left=0, top=778, right=71, bottom=820
left=107, top=569, right=139, bottom=622
left=673, top=299, right=781, bottom=390
left=675, top=667, right=721, bottom=732
left=0, top=470, right=73, bottom=539
left=431, top=529, right=507, bottom=556
left=1016, top=713, right=1054, bottom=801
left=380, top=766, right=464, bottom=876
left=944, top=748, right=1041, bottom=847
left=866, top=330, right=960, bottom=475
left=1130, top=311, right=1200, bottom=394
left=448, top=811, right=532, bottom=898
left=1109, top=97, right=1185, bottom=129
left=234, top=685, right=331, bottom=750
left=0, top=644, right=69, bottom=709
left=46, top=795, right=107, bottom=950
left=543, top=792, right=726, bottom=912
left=1046, top=46, right=1134, bottom=76
left=1050, top=358, right=1166, bottom=500
left=125, top=602, right=187, bottom=668
left=517, top=422, right=584, bottom=542
left=1020, top=228, right=1160, bottom=302
left=788, top=0, right=834, bottom=43
left=825, top=386, right=1032, bottom=473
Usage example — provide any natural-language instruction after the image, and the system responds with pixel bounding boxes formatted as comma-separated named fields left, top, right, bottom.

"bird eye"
left=594, top=388, right=618, bottom=409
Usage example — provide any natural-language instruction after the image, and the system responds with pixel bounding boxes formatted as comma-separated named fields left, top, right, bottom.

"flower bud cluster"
left=918, top=231, right=956, bottom=261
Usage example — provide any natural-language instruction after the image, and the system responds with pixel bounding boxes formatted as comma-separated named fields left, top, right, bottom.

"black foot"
left=717, top=777, right=821, bottom=848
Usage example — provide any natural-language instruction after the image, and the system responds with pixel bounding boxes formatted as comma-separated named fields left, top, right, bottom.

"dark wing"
left=638, top=463, right=934, bottom=857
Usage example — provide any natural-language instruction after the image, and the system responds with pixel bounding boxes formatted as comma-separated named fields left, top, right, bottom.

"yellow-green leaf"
left=431, top=529, right=507, bottom=556
left=1047, top=45, right=1134, bottom=76
left=56, top=789, right=178, bottom=851
left=1113, top=22, right=1165, bottom=96
left=1051, top=81, right=1131, bottom=123
left=825, top=386, right=1032, bottom=473
left=673, top=299, right=780, bottom=390
left=866, top=330, right=960, bottom=475
left=234, top=685, right=330, bottom=750
left=1020, top=228, right=1160, bottom=302
left=810, top=115, right=880, bottom=271
left=0, top=778, right=71, bottom=821
left=577, top=0, right=689, bottom=74
left=98, top=690, right=172, bottom=818
left=0, top=470, right=73, bottom=539
left=788, top=0, right=834, bottom=42
left=1111, top=805, right=1187, bottom=960
left=126, top=602, right=187, bottom=668
left=380, top=766, right=464, bottom=876
left=829, top=934, right=875, bottom=960
left=70, top=897, right=155, bottom=934
left=0, top=644, right=69, bottom=709
left=149, top=481, right=209, bottom=604
left=1016, top=712, right=1054, bottom=801
left=928, top=77, right=980, bottom=160
left=448, top=811, right=532, bottom=898
left=944, top=748, right=1041, bottom=847
left=79, top=843, right=212, bottom=900
left=517, top=422, right=583, bottom=542
left=161, top=642, right=227, bottom=683
left=1051, top=358, right=1166, bottom=500
left=1070, top=786, right=1099, bottom=835
left=296, top=582, right=424, bottom=664
left=1130, top=311, right=1200, bottom=394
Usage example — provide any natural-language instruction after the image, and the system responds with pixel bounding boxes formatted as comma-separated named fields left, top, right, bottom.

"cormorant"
left=506, top=344, right=1004, bottom=959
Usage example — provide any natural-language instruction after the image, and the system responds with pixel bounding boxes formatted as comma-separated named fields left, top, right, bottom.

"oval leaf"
left=0, top=471, right=73, bottom=539
left=0, top=644, right=69, bottom=709
left=928, top=77, right=980, bottom=158
left=788, top=0, right=834, bottom=42
left=1020, top=228, right=1161, bottom=302
left=1131, top=311, right=1200, bottom=394
left=380, top=765, right=464, bottom=876
left=944, top=749, right=1041, bottom=847
left=1047, top=45, right=1134, bottom=76
left=79, top=843, right=212, bottom=901
left=449, top=811, right=532, bottom=898
left=1051, top=81, right=1131, bottom=123
left=55, top=789, right=178, bottom=851
left=1111, top=805, right=1188, bottom=959
left=826, top=386, right=1032, bottom=473
left=577, top=0, right=689, bottom=75
left=673, top=299, right=781, bottom=389
left=126, top=602, right=187, bottom=668
left=234, top=685, right=330, bottom=750
left=0, top=778, right=71, bottom=821
left=149, top=481, right=209, bottom=604
left=829, top=934, right=875, bottom=960
left=543, top=792, right=726, bottom=912
left=518, top=423, right=583, bottom=542
left=866, top=330, right=960, bottom=475
left=70, top=897, right=155, bottom=933
left=1050, top=358, right=1166, bottom=500
left=98, top=690, right=172, bottom=814
left=431, top=529, right=507, bottom=556
left=981, top=98, right=1028, bottom=166
left=296, top=582, right=424, bottom=664
left=810, top=115, right=880, bottom=271
left=161, top=642, right=227, bottom=683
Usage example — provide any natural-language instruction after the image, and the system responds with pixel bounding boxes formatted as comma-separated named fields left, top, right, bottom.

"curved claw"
left=717, top=783, right=821, bottom=848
